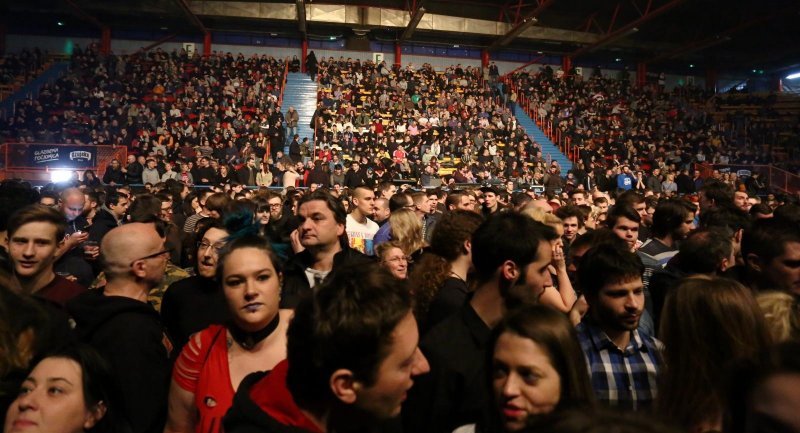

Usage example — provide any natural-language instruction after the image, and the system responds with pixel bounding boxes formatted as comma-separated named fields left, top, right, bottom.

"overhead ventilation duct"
left=580, top=26, right=638, bottom=54
left=489, top=17, right=537, bottom=50
left=296, top=0, right=306, bottom=34
left=400, top=6, right=426, bottom=41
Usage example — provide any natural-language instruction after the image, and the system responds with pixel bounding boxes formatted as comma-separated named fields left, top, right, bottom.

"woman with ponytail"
left=164, top=210, right=289, bottom=433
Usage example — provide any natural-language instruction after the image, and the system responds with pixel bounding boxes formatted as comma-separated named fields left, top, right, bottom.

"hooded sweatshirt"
left=66, top=288, right=171, bottom=433
left=224, top=360, right=323, bottom=433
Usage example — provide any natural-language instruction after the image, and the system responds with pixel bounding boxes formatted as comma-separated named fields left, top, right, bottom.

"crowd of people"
left=1, top=45, right=796, bottom=203
left=510, top=65, right=792, bottom=168
left=0, top=49, right=47, bottom=87
left=0, top=165, right=799, bottom=433
left=0, top=45, right=286, bottom=163
left=0, top=44, right=799, bottom=433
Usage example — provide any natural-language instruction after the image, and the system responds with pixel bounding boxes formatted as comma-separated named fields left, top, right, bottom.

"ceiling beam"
left=570, top=0, right=687, bottom=59
left=488, top=0, right=554, bottom=51
left=400, top=2, right=426, bottom=41
left=647, top=4, right=800, bottom=65
left=174, top=0, right=208, bottom=33
left=133, top=33, right=179, bottom=57
left=296, top=0, right=307, bottom=36
left=62, top=0, right=105, bottom=29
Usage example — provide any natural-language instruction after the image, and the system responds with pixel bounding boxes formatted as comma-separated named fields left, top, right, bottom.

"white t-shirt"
left=304, top=268, right=330, bottom=289
left=346, top=214, right=379, bottom=256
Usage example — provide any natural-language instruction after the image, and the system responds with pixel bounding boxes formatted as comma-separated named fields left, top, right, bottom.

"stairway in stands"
left=281, top=72, right=318, bottom=153
left=1, top=62, right=70, bottom=119
left=510, top=102, right=573, bottom=172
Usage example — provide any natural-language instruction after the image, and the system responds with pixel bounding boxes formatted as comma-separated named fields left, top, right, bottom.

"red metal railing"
left=695, top=162, right=800, bottom=194
left=504, top=77, right=580, bottom=165
left=278, top=59, right=289, bottom=107
left=0, top=143, right=127, bottom=182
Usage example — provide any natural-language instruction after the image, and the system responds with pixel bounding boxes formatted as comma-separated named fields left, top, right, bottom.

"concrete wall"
left=6, top=34, right=705, bottom=89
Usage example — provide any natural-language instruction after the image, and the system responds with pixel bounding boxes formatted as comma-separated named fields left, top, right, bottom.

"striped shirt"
left=576, top=320, right=663, bottom=411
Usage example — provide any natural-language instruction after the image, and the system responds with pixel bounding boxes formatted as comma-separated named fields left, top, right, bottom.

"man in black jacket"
left=279, top=190, right=373, bottom=308
left=88, top=191, right=129, bottom=244
left=161, top=221, right=230, bottom=352
left=288, top=135, right=302, bottom=163
left=102, top=158, right=126, bottom=185
left=263, top=192, right=298, bottom=253
left=307, top=160, right=330, bottom=188
left=236, top=157, right=258, bottom=186
left=194, top=157, right=218, bottom=185
left=343, top=161, right=366, bottom=189
left=67, top=222, right=171, bottom=433
left=403, top=213, right=557, bottom=433
left=224, top=263, right=429, bottom=433
left=124, top=154, right=143, bottom=184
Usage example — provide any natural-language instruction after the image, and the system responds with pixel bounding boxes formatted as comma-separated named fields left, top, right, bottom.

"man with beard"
left=160, top=220, right=230, bottom=351
left=576, top=243, right=661, bottom=411
left=263, top=192, right=298, bottom=257
left=403, top=213, right=557, bottom=433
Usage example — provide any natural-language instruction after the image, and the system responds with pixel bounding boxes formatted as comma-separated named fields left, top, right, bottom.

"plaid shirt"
left=576, top=320, right=663, bottom=411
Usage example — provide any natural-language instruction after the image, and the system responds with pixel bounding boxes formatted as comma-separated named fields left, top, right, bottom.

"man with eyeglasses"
left=162, top=220, right=231, bottom=351
left=264, top=191, right=298, bottom=254
left=68, top=222, right=172, bottom=433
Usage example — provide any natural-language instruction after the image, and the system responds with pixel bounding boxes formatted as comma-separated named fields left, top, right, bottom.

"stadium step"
left=1, top=62, right=70, bottom=120
left=281, top=72, right=318, bottom=154
left=510, top=102, right=573, bottom=173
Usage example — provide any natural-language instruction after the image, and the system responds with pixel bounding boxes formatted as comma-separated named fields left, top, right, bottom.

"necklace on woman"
left=449, top=271, right=467, bottom=282
left=227, top=313, right=280, bottom=350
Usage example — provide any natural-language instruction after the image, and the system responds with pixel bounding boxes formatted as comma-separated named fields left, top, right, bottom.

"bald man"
left=525, top=198, right=554, bottom=214
left=67, top=223, right=171, bottom=433
left=55, top=188, right=93, bottom=287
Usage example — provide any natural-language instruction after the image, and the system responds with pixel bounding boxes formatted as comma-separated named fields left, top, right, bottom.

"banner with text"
left=10, top=144, right=97, bottom=169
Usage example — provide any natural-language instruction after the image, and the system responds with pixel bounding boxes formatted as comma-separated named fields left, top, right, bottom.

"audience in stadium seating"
left=1, top=45, right=800, bottom=433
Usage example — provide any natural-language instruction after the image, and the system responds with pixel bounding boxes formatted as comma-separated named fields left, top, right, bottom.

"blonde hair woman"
left=388, top=208, right=426, bottom=259
left=757, top=291, right=800, bottom=342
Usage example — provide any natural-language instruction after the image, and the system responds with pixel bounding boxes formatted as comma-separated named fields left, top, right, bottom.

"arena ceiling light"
left=786, top=72, right=800, bottom=80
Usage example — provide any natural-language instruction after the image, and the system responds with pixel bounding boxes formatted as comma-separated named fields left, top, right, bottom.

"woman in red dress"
left=163, top=233, right=290, bottom=433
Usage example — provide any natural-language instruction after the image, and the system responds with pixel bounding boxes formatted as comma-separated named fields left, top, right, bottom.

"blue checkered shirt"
left=576, top=320, right=663, bottom=411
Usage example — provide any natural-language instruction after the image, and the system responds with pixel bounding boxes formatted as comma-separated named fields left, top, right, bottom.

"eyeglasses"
left=384, top=256, right=413, bottom=264
left=129, top=249, right=169, bottom=266
left=198, top=240, right=225, bottom=254
left=269, top=203, right=283, bottom=209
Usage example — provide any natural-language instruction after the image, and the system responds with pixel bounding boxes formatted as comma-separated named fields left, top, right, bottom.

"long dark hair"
left=657, top=276, right=772, bottom=431
left=485, top=305, right=595, bottom=432
left=43, top=344, right=131, bottom=433
left=409, top=210, right=483, bottom=319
